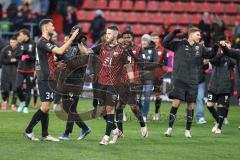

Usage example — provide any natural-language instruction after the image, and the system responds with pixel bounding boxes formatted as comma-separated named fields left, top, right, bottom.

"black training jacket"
left=162, top=31, right=218, bottom=85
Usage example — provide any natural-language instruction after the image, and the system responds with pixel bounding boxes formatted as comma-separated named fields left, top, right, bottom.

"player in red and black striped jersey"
left=150, top=32, right=168, bottom=121
left=113, top=31, right=148, bottom=141
left=90, top=26, right=128, bottom=145
left=24, top=19, right=79, bottom=141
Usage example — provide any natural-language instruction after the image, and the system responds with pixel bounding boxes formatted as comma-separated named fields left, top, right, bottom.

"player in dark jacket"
left=162, top=27, right=218, bottom=138
left=0, top=36, right=19, bottom=111
left=206, top=41, right=235, bottom=134
left=15, top=29, right=36, bottom=113
left=57, top=26, right=91, bottom=140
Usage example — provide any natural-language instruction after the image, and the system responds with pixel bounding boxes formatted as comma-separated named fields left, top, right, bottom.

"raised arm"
left=162, top=29, right=181, bottom=51
left=52, top=29, right=79, bottom=55
left=202, top=44, right=219, bottom=59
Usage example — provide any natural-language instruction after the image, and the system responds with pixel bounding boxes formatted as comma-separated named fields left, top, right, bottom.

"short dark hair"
left=107, top=25, right=119, bottom=31
left=122, top=30, right=134, bottom=38
left=150, top=32, right=160, bottom=38
left=39, top=19, right=53, bottom=30
left=188, top=27, right=201, bottom=36
left=10, top=35, right=17, bottom=40
left=19, top=28, right=30, bottom=37
left=117, top=33, right=122, bottom=39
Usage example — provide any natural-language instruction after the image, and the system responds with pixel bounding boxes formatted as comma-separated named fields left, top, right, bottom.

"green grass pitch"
left=0, top=98, right=240, bottom=160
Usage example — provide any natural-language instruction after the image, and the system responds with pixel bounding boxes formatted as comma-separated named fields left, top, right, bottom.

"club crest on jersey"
left=8, top=50, right=12, bottom=56
left=113, top=51, right=120, bottom=57
left=29, top=44, right=33, bottom=51
left=148, top=50, right=152, bottom=54
left=195, top=46, right=199, bottom=51
left=158, top=51, right=162, bottom=55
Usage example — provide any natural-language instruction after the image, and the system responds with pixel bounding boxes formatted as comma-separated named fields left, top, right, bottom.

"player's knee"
left=130, top=104, right=139, bottom=111
left=106, top=106, right=115, bottom=114
left=207, top=102, right=214, bottom=107
left=41, top=102, right=51, bottom=113
left=172, top=99, right=181, bottom=107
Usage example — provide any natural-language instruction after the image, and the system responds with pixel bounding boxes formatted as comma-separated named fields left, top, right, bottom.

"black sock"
left=74, top=114, right=88, bottom=130
left=169, top=107, right=178, bottom=128
left=218, top=107, right=226, bottom=129
left=25, top=109, right=43, bottom=133
left=224, top=108, right=229, bottom=118
left=11, top=91, right=17, bottom=105
left=64, top=121, right=74, bottom=136
left=93, top=99, right=98, bottom=108
left=155, top=98, right=162, bottom=113
left=186, top=109, right=194, bottom=130
left=17, top=87, right=25, bottom=102
left=41, top=112, right=49, bottom=137
left=207, top=106, right=219, bottom=123
left=33, top=89, right=38, bottom=104
left=137, top=98, right=142, bottom=109
left=116, top=107, right=123, bottom=132
left=132, top=107, right=145, bottom=127
left=1, top=91, right=9, bottom=101
left=105, top=114, right=115, bottom=136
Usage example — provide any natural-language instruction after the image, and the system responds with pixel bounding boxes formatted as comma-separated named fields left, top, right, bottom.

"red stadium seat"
left=159, top=1, right=172, bottom=12
left=119, top=23, right=128, bottom=33
left=198, top=2, right=210, bottom=13
left=147, top=1, right=159, bottom=12
left=151, top=13, right=165, bottom=24
left=220, top=14, right=231, bottom=25
left=233, top=15, right=240, bottom=24
left=173, top=2, right=185, bottom=12
left=132, top=24, right=145, bottom=35
left=126, top=12, right=138, bottom=23
left=81, top=0, right=95, bottom=9
left=191, top=14, right=202, bottom=25
left=77, top=10, right=86, bottom=21
left=108, top=0, right=121, bottom=10
left=87, top=11, right=96, bottom=21
left=145, top=25, right=157, bottom=33
left=212, top=3, right=224, bottom=13
left=113, top=11, right=125, bottom=22
left=96, top=0, right=107, bottom=9
left=186, top=2, right=197, bottom=13
left=104, top=11, right=112, bottom=21
left=167, top=13, right=177, bottom=24
left=133, top=1, right=146, bottom=11
left=122, top=0, right=133, bottom=11
left=80, top=22, right=90, bottom=33
left=139, top=12, right=151, bottom=23
left=225, top=3, right=238, bottom=14
left=177, top=13, right=191, bottom=24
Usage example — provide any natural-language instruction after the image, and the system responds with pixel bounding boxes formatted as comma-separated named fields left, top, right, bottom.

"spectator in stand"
left=211, top=15, right=226, bottom=44
left=0, top=4, right=2, bottom=20
left=63, top=5, right=77, bottom=35
left=199, top=12, right=211, bottom=47
left=89, top=10, right=106, bottom=44
left=233, top=22, right=240, bottom=39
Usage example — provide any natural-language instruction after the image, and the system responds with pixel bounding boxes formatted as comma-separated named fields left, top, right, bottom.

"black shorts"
left=1, top=74, right=17, bottom=91
left=96, top=84, right=119, bottom=106
left=37, top=80, right=54, bottom=102
left=153, top=79, right=163, bottom=93
left=169, top=80, right=198, bottom=103
left=207, top=92, right=230, bottom=106
left=118, top=85, right=137, bottom=105
left=16, top=72, right=34, bottom=89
